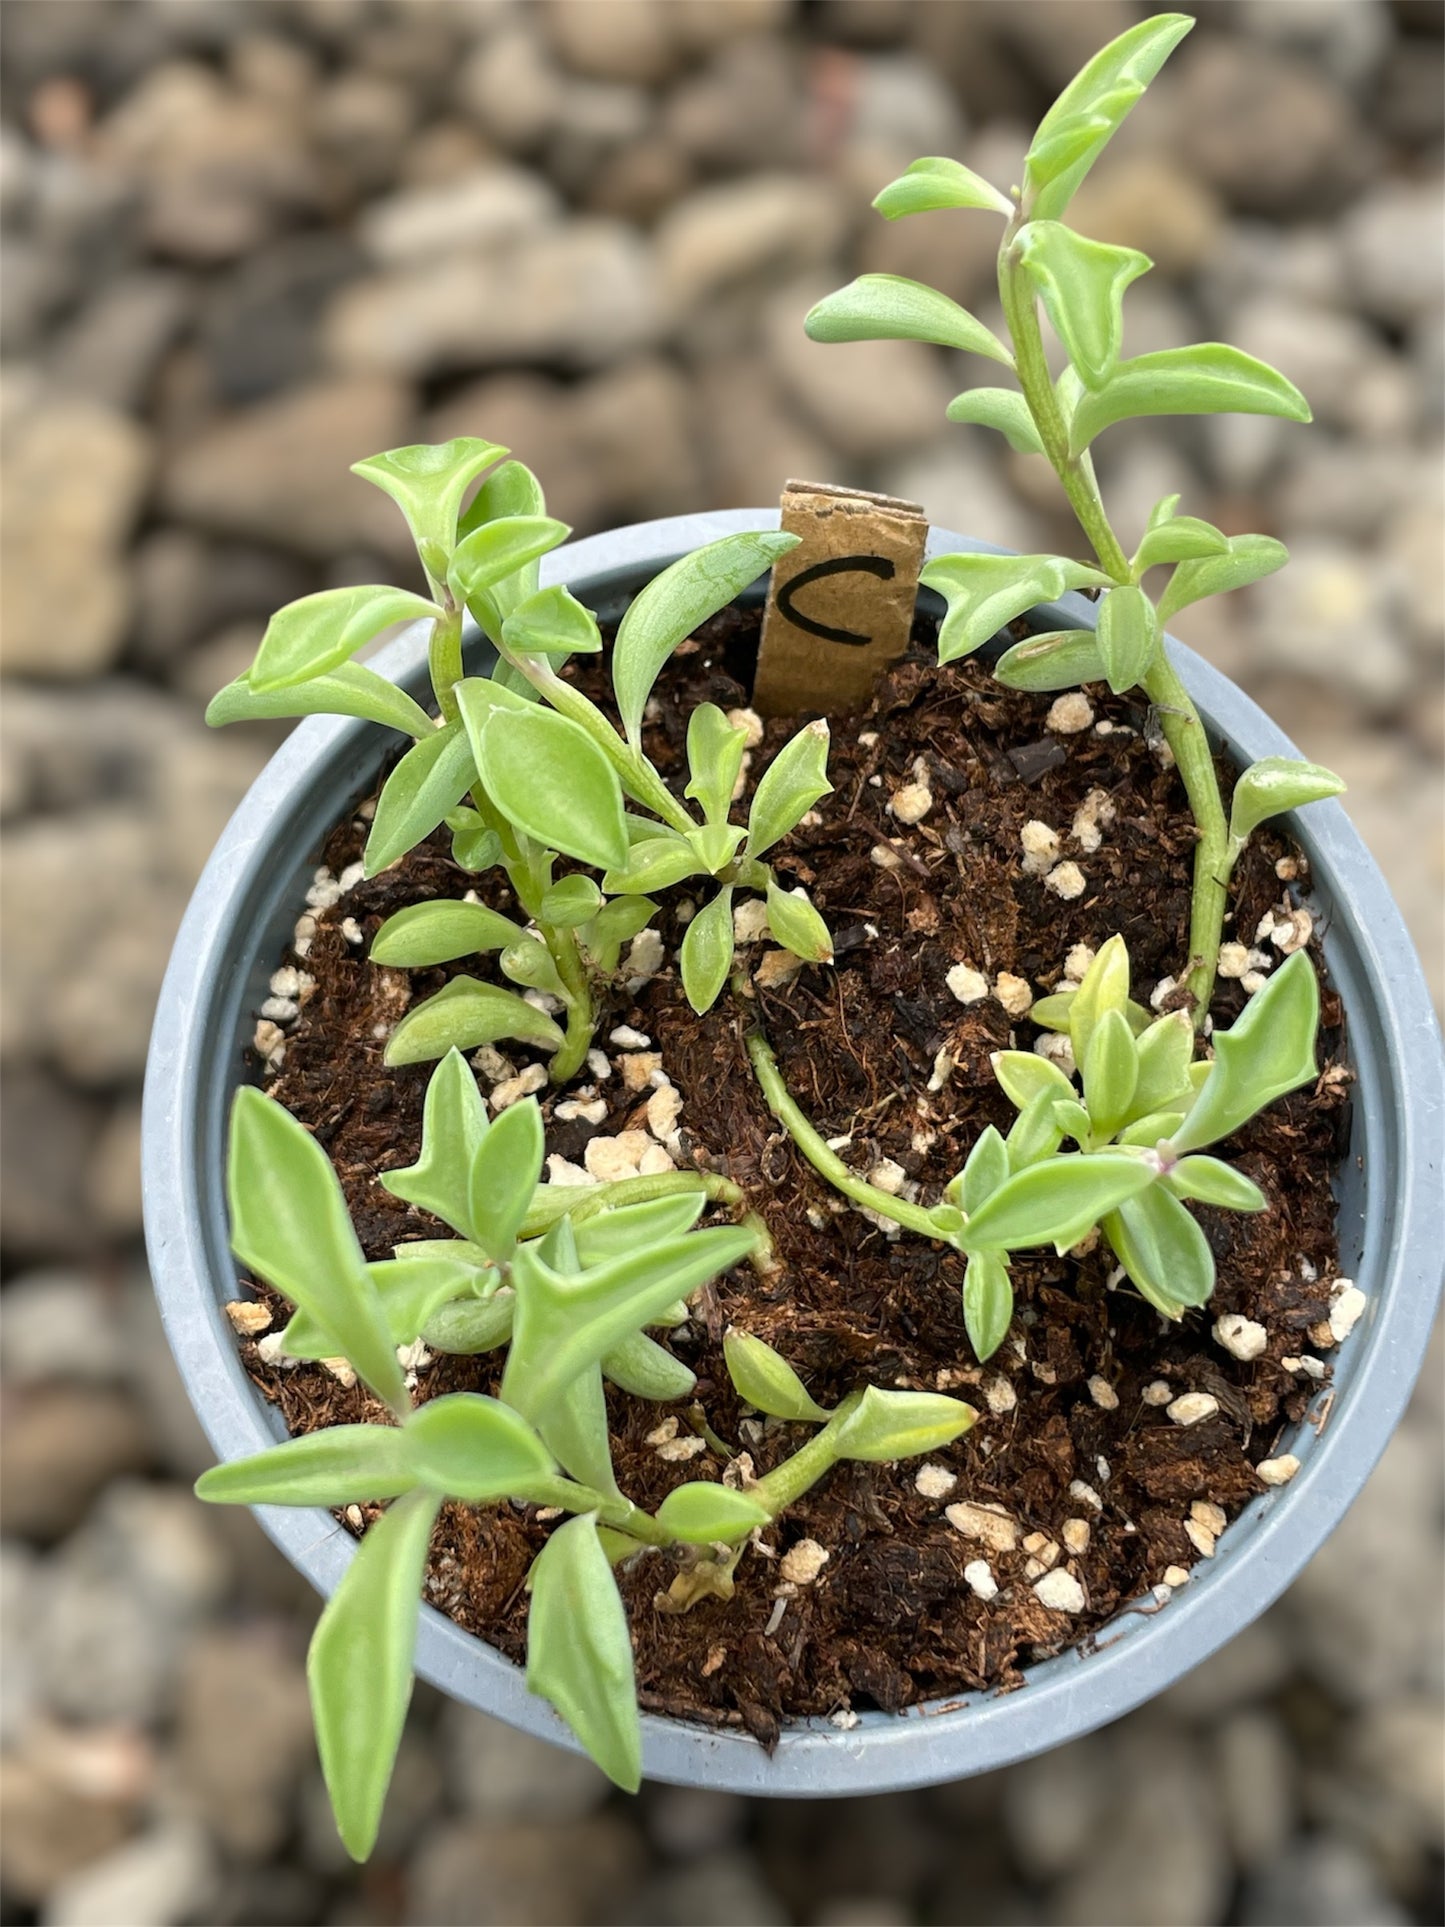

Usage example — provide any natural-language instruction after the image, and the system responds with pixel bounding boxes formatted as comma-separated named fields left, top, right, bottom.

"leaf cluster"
left=204, top=1057, right=975, bottom=1852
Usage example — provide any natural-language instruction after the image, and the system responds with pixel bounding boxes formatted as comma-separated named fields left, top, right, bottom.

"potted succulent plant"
left=144, top=13, right=1443, bottom=1860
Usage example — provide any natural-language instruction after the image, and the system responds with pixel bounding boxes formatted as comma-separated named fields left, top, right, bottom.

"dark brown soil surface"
left=244, top=602, right=1348, bottom=1742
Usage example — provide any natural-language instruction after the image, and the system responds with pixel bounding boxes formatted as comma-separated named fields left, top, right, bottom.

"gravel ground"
left=1, top=2, right=1441, bottom=1922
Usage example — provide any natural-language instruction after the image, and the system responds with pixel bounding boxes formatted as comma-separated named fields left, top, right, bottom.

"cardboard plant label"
left=753, top=480, right=928, bottom=718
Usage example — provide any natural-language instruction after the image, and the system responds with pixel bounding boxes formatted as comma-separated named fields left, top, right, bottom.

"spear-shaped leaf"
left=1069, top=345, right=1311, bottom=457
left=655, top=1481, right=771, bottom=1545
left=383, top=977, right=564, bottom=1067
left=1103, top=1185, right=1215, bottom=1318
left=804, top=273, right=1012, bottom=364
left=196, top=1426, right=418, bottom=1507
left=352, top=439, right=508, bottom=588
left=679, top=887, right=735, bottom=1015
left=206, top=661, right=434, bottom=739
left=764, top=881, right=833, bottom=965
left=228, top=1088, right=407, bottom=1415
left=1228, top=757, right=1346, bottom=852
left=1133, top=514, right=1230, bottom=571
left=613, top=531, right=798, bottom=744
left=1157, top=532, right=1290, bottom=622
left=745, top=719, right=831, bottom=859
left=501, top=584, right=602, bottom=659
left=370, top=899, right=526, bottom=967
left=461, top=688, right=628, bottom=873
left=1095, top=585, right=1156, bottom=693
left=723, top=1327, right=831, bottom=1423
left=825, top=1384, right=977, bottom=1462
left=404, top=1392, right=557, bottom=1501
left=960, top=1153, right=1155, bottom=1253
left=962, top=1250, right=1014, bottom=1363
left=946, top=387, right=1044, bottom=454
left=249, top=585, right=441, bottom=693
left=920, top=552, right=1112, bottom=664
left=380, top=1048, right=489, bottom=1236
left=1172, top=950, right=1319, bottom=1153
left=526, top=1514, right=642, bottom=1792
left=364, top=719, right=477, bottom=876
left=468, top=1096, right=544, bottom=1263
left=1015, top=222, right=1150, bottom=390
left=993, top=628, right=1107, bottom=692
left=309, top=1487, right=439, bottom=1860
left=873, top=154, right=1015, bottom=220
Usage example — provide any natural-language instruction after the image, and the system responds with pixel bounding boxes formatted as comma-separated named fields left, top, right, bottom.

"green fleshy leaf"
left=403, top=1392, right=556, bottom=1501
left=500, top=936, right=567, bottom=1001
left=1094, top=584, right=1157, bottom=694
left=1172, top=950, right=1319, bottom=1153
left=1067, top=933, right=1131, bottom=1068
left=688, top=821, right=745, bottom=876
left=1015, top=220, right=1150, bottom=390
left=370, top=899, right=525, bottom=967
left=1069, top=345, right=1311, bottom=457
left=1103, top=1185, right=1216, bottom=1318
left=383, top=977, right=564, bottom=1067
left=991, top=1050, right=1075, bottom=1113
left=504, top=1226, right=758, bottom=1424
left=655, top=1481, right=771, bottom=1545
left=449, top=515, right=570, bottom=631
left=992, top=629, right=1107, bottom=692
left=602, top=834, right=704, bottom=896
left=1163, top=1156, right=1268, bottom=1213
left=577, top=896, right=657, bottom=974
left=284, top=1250, right=498, bottom=1357
left=963, top=1251, right=1014, bottom=1362
left=309, top=1487, right=439, bottom=1860
left=463, top=693, right=628, bottom=874
left=1052, top=1097, right=1093, bottom=1145
left=1158, top=533, right=1290, bottom=622
left=804, top=273, right=1012, bottom=364
left=599, top=1330, right=697, bottom=1402
left=540, top=875, right=604, bottom=928
left=501, top=585, right=602, bottom=659
left=572, top=1195, right=706, bottom=1264
left=685, top=703, right=750, bottom=826
left=723, top=1328, right=831, bottom=1423
left=764, top=881, right=833, bottom=965
left=457, top=458, right=545, bottom=542
left=613, top=531, right=798, bottom=744
left=1005, top=1087, right=1067, bottom=1169
left=956, top=1125, right=1010, bottom=1216
left=946, top=387, right=1044, bottom=454
left=351, top=439, right=508, bottom=588
left=526, top=1515, right=641, bottom=1793
left=960, top=1152, right=1155, bottom=1253
left=1116, top=1110, right=1186, bottom=1148
left=446, top=808, right=503, bottom=873
left=364, top=720, right=476, bottom=876
left=1025, top=14, right=1194, bottom=222
left=745, top=719, right=832, bottom=859
left=1133, top=514, right=1230, bottom=571
left=1082, top=1007, right=1139, bottom=1140
left=380, top=1050, right=488, bottom=1239
left=531, top=1360, right=620, bottom=1499
left=1228, top=757, right=1346, bottom=851
left=919, top=552, right=1112, bottom=664
left=206, top=661, right=434, bottom=739
left=679, top=887, right=735, bottom=1015
left=422, top=1290, right=515, bottom=1355
left=228, top=1088, right=407, bottom=1414
left=196, top=1427, right=417, bottom=1507
left=250, top=585, right=440, bottom=693
left=872, top=155, right=1015, bottom=221
left=1128, top=1010, right=1196, bottom=1123
left=826, top=1385, right=977, bottom=1463
left=468, top=1097, right=544, bottom=1263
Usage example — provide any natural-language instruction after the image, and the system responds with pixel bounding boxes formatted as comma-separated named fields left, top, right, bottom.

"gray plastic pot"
left=143, top=510, right=1444, bottom=1796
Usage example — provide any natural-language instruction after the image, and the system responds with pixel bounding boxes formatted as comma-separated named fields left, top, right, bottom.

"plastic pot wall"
left=142, top=511, right=1445, bottom=1796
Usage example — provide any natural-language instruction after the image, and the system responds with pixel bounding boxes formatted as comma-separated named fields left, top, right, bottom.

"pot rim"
left=143, top=509, right=1445, bottom=1795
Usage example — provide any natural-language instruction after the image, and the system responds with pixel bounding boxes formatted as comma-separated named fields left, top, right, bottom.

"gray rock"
left=694, top=355, right=841, bottom=513
left=880, top=443, right=1045, bottom=557
left=161, top=375, right=413, bottom=559
left=1048, top=1722, right=1230, bottom=1927
left=1247, top=539, right=1415, bottom=714
left=1234, top=0, right=1391, bottom=91
left=814, top=1903, right=914, bottom=1927
left=1160, top=1619, right=1293, bottom=1721
left=766, top=280, right=954, bottom=460
left=0, top=1739, right=142, bottom=1908
left=404, top=1815, right=643, bottom=1926
left=1001, top=1730, right=1112, bottom=1882
left=845, top=51, right=966, bottom=159
left=32, top=1479, right=229, bottom=1724
left=543, top=78, right=654, bottom=199
left=95, top=59, right=322, bottom=261
left=1230, top=293, right=1411, bottom=440
left=0, top=388, right=152, bottom=680
left=1213, top=1711, right=1297, bottom=1869
left=629, top=1849, right=790, bottom=1927
left=45, top=271, right=191, bottom=411
left=1276, top=438, right=1428, bottom=543
left=313, top=70, right=416, bottom=197
left=1067, top=153, right=1226, bottom=279
left=663, top=35, right=808, bottom=172
left=1160, top=37, right=1374, bottom=216
left=1238, top=1837, right=1408, bottom=1926
left=301, top=1727, right=442, bottom=1873
left=644, top=1785, right=749, bottom=1858
left=323, top=222, right=660, bottom=378
left=539, top=0, right=681, bottom=84
left=0, top=1267, right=133, bottom=1386
left=438, top=1703, right=610, bottom=1821
left=0, top=1070, right=106, bottom=1260
left=0, top=1540, right=40, bottom=1745
left=201, top=232, right=365, bottom=404
left=358, top=164, right=560, bottom=266
left=1341, top=176, right=1445, bottom=331
left=655, top=175, right=849, bottom=322
left=172, top=1628, right=315, bottom=1858
left=455, top=24, right=568, bottom=156
left=90, top=1099, right=145, bottom=1229
left=4, top=1381, right=149, bottom=1543
left=1348, top=1700, right=1445, bottom=1852
left=43, top=1820, right=219, bottom=1927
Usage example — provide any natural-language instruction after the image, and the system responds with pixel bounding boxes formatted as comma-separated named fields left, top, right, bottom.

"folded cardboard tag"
left=753, top=480, right=928, bottom=718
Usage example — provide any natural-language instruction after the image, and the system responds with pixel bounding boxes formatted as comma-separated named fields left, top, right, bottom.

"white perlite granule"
left=779, top=1539, right=830, bottom=1586
left=1258, top=1454, right=1301, bottom=1487
left=1214, top=1312, right=1268, bottom=1361
left=1142, top=1379, right=1172, bottom=1406
left=733, top=898, right=771, bottom=945
left=1329, top=1281, right=1366, bottom=1341
left=889, top=782, right=933, bottom=825
left=1217, top=941, right=1251, bottom=979
left=1020, top=820, right=1061, bottom=875
left=944, top=1502, right=1019, bottom=1554
left=963, top=1560, right=999, bottom=1600
left=993, top=972, right=1033, bottom=1018
left=1034, top=1569, right=1085, bottom=1613
left=1046, top=691, right=1094, bottom=734
left=946, top=963, right=989, bottom=1005
left=1061, top=1517, right=1091, bottom=1556
left=1045, top=861, right=1086, bottom=900
left=1167, top=1392, right=1220, bottom=1427
left=1034, top=1031, right=1077, bottom=1078
left=1087, top=1374, right=1119, bottom=1410
left=1071, top=788, right=1116, bottom=853
left=914, top=1464, right=957, bottom=1501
